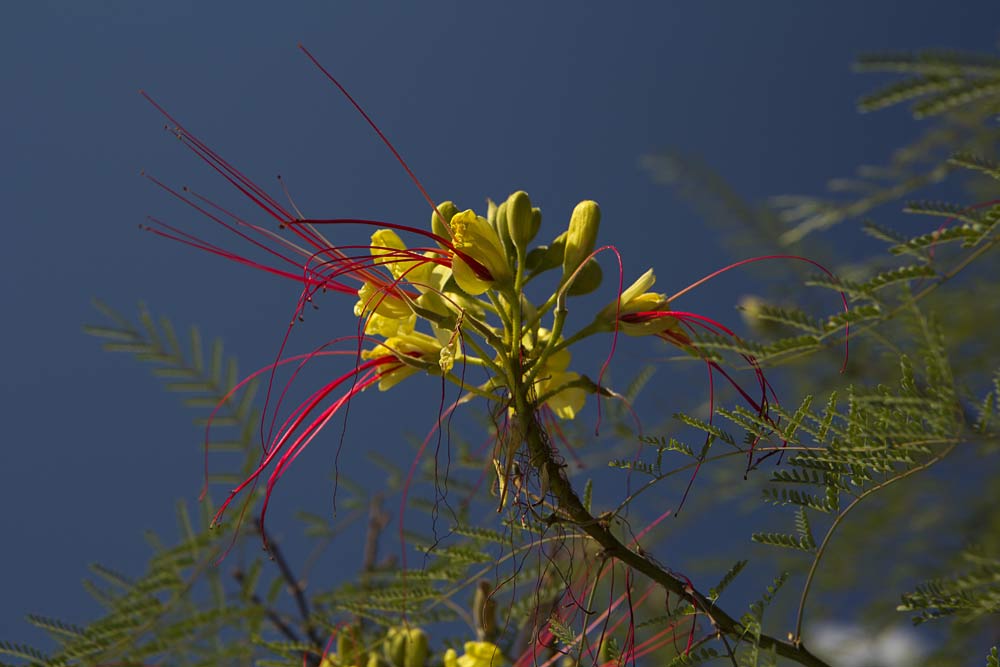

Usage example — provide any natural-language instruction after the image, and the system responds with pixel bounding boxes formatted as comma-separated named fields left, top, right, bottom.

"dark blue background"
left=2, top=0, right=997, bottom=651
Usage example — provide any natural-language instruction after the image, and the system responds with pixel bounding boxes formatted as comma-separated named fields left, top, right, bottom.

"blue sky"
left=2, top=0, right=998, bottom=652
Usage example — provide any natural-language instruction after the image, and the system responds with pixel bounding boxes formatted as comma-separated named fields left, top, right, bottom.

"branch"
left=255, top=520, right=325, bottom=649
left=232, top=568, right=301, bottom=644
left=518, top=402, right=832, bottom=667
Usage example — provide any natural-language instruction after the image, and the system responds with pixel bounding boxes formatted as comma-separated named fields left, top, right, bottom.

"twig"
left=255, top=520, right=325, bottom=648
left=233, top=568, right=301, bottom=644
left=792, top=440, right=958, bottom=643
left=362, top=493, right=391, bottom=576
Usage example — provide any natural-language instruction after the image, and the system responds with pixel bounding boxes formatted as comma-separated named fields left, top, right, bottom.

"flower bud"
left=505, top=190, right=540, bottom=250
left=486, top=197, right=499, bottom=226
left=493, top=200, right=517, bottom=262
left=472, top=580, right=498, bottom=641
left=565, top=258, right=603, bottom=296
left=338, top=624, right=364, bottom=667
left=562, top=200, right=600, bottom=277
left=384, top=627, right=429, bottom=667
left=431, top=201, right=460, bottom=242
left=524, top=231, right=566, bottom=276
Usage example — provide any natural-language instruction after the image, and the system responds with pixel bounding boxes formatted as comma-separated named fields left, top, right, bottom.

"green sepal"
left=525, top=232, right=567, bottom=276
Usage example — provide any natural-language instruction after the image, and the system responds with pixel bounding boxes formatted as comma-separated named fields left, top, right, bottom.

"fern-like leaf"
left=751, top=532, right=815, bottom=552
left=950, top=153, right=1000, bottom=182
left=667, top=647, right=721, bottom=666
left=709, top=560, right=748, bottom=602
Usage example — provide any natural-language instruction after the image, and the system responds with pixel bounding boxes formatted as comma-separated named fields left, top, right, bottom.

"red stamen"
left=199, top=347, right=364, bottom=501
left=668, top=254, right=850, bottom=373
left=142, top=91, right=295, bottom=225
left=297, top=45, right=454, bottom=241
left=212, top=356, right=396, bottom=534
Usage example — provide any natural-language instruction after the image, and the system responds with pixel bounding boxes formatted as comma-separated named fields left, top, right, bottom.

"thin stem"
left=792, top=440, right=958, bottom=643
left=233, top=568, right=302, bottom=644
left=525, top=292, right=570, bottom=389
left=766, top=234, right=1000, bottom=369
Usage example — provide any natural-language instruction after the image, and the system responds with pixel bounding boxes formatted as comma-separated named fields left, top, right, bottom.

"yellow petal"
left=370, top=228, right=433, bottom=284
left=536, top=371, right=586, bottom=420
left=449, top=210, right=511, bottom=295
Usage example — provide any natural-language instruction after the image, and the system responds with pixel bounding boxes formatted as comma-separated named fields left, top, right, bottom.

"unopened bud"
left=494, top=200, right=516, bottom=260
left=486, top=197, right=499, bottom=226
left=566, top=258, right=603, bottom=296
left=505, top=190, right=540, bottom=250
left=338, top=624, right=363, bottom=667
left=562, top=200, right=600, bottom=277
left=431, top=201, right=460, bottom=242
left=384, top=627, right=429, bottom=667
left=472, top=580, right=498, bottom=641
left=525, top=231, right=566, bottom=275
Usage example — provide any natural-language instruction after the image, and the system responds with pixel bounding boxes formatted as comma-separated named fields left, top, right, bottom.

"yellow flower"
left=363, top=331, right=443, bottom=390
left=537, top=371, right=586, bottom=420
left=456, top=641, right=505, bottom=667
left=354, top=280, right=416, bottom=336
left=449, top=209, right=511, bottom=295
left=599, top=268, right=679, bottom=336
left=370, top=228, right=434, bottom=285
left=527, top=330, right=586, bottom=420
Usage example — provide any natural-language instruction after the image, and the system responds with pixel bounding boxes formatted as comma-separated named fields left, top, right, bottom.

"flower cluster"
left=355, top=192, right=606, bottom=419
left=146, top=148, right=780, bottom=526
left=143, top=84, right=834, bottom=533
